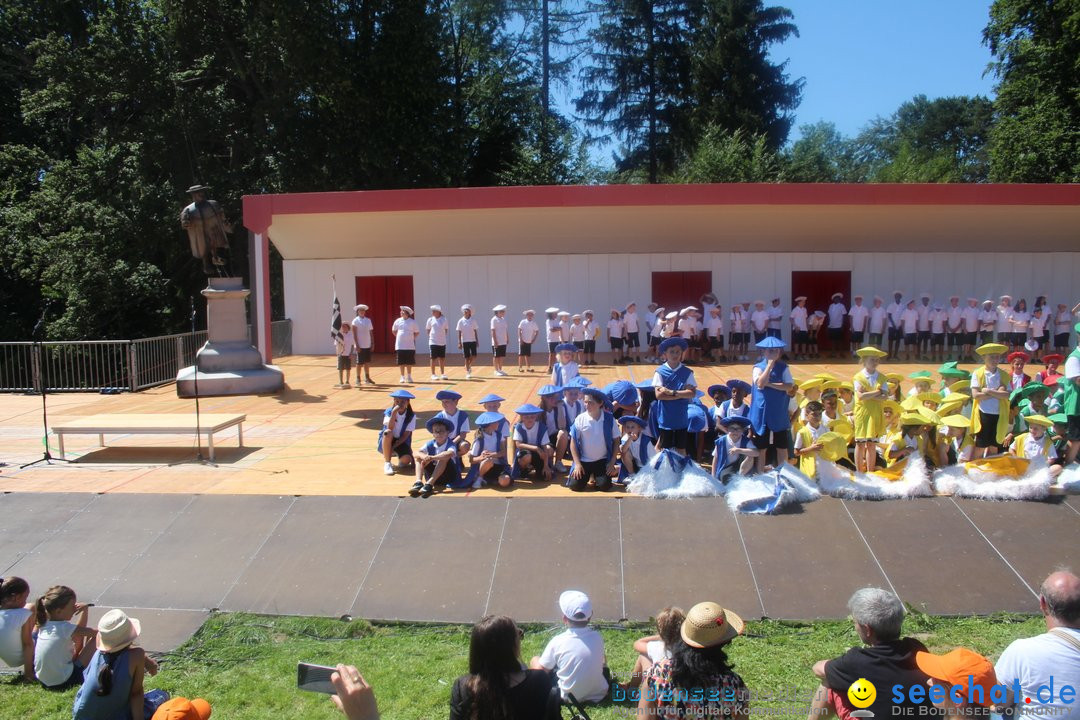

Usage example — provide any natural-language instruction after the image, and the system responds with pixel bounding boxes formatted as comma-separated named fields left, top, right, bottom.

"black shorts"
left=752, top=428, right=791, bottom=451
left=931, top=333, right=945, bottom=347
left=584, top=340, right=596, bottom=353
left=658, top=428, right=689, bottom=450
left=516, top=449, right=545, bottom=474
left=1055, top=333, right=1070, bottom=348
left=648, top=335, right=661, bottom=347
left=767, top=328, right=782, bottom=339
left=793, top=330, right=809, bottom=344
left=548, top=341, right=560, bottom=353
left=851, top=330, right=865, bottom=343
left=494, top=344, right=507, bottom=358
left=481, top=463, right=509, bottom=484
left=827, top=327, right=843, bottom=342
left=948, top=332, right=961, bottom=347
left=396, top=349, right=416, bottom=365
left=610, top=337, right=624, bottom=349
left=979, top=331, right=993, bottom=344
left=357, top=347, right=372, bottom=364
left=869, top=333, right=883, bottom=347
left=519, top=342, right=532, bottom=357
left=997, top=332, right=1011, bottom=344
left=430, top=344, right=446, bottom=359
left=754, top=331, right=767, bottom=344
left=974, top=411, right=1001, bottom=448
left=384, top=438, right=412, bottom=458
left=1067, top=415, right=1080, bottom=442
left=337, top=355, right=352, bottom=370
left=573, top=341, right=585, bottom=351
left=965, top=332, right=978, bottom=346
left=904, top=333, right=918, bottom=346
left=710, top=336, right=724, bottom=349
left=626, top=332, right=640, bottom=348
left=888, top=327, right=902, bottom=341
left=569, top=458, right=610, bottom=490
left=462, top=342, right=478, bottom=358
left=917, top=330, right=931, bottom=342
left=423, top=462, right=460, bottom=486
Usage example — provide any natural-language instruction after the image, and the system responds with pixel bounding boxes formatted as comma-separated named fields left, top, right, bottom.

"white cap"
left=665, top=311, right=679, bottom=319
left=400, top=305, right=413, bottom=314
left=493, top=304, right=507, bottom=312
left=583, top=309, right=593, bottom=316
left=355, top=304, right=368, bottom=312
left=967, top=297, right=978, bottom=303
left=794, top=296, right=807, bottom=303
left=461, top=304, right=472, bottom=312
left=873, top=295, right=883, bottom=302
left=754, top=300, right=765, bottom=306
left=572, top=313, right=582, bottom=319
left=545, top=307, right=560, bottom=314
left=831, top=292, right=843, bottom=300
left=920, top=292, right=930, bottom=299
left=523, top=309, right=535, bottom=315
left=853, top=294, right=863, bottom=300
left=558, top=311, right=570, bottom=317
left=558, top=590, right=592, bottom=621
left=430, top=304, right=442, bottom=312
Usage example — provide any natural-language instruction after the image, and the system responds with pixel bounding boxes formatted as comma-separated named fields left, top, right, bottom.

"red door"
left=791, top=271, right=851, bottom=350
left=651, top=271, right=712, bottom=312
left=355, top=275, right=415, bottom=354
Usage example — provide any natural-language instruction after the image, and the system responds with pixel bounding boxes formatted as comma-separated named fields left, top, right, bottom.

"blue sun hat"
left=723, top=416, right=751, bottom=428
left=555, top=343, right=577, bottom=354
left=617, top=415, right=646, bottom=429
left=515, top=403, right=544, bottom=415
left=435, top=389, right=462, bottom=401
left=425, top=416, right=454, bottom=433
left=581, top=388, right=607, bottom=403
left=755, top=336, right=786, bottom=349
left=565, top=376, right=592, bottom=388
left=658, top=337, right=689, bottom=353
left=475, top=411, right=505, bottom=427
left=538, top=384, right=563, bottom=396
left=478, top=393, right=506, bottom=404
left=707, top=384, right=731, bottom=397
left=605, top=380, right=639, bottom=406
left=389, top=389, right=415, bottom=399
left=726, top=379, right=752, bottom=394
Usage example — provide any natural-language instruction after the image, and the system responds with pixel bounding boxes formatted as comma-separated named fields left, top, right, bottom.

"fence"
left=0, top=320, right=291, bottom=393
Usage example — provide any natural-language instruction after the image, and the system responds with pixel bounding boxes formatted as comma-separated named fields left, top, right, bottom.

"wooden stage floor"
left=1, top=355, right=1076, bottom=628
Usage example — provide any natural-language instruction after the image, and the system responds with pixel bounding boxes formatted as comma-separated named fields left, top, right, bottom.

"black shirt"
left=449, top=669, right=559, bottom=720
left=823, top=637, right=931, bottom=718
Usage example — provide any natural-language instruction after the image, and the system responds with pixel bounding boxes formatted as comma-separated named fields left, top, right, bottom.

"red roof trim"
left=242, top=183, right=1080, bottom=229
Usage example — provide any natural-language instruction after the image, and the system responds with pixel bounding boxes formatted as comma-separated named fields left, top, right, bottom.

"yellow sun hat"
left=976, top=343, right=1008, bottom=357
left=798, top=377, right=825, bottom=392
left=942, top=392, right=969, bottom=405
left=855, top=346, right=888, bottom=358
left=817, top=432, right=850, bottom=462
left=901, top=412, right=928, bottom=426
left=1024, top=414, right=1054, bottom=428
left=916, top=392, right=942, bottom=405
left=948, top=381, right=971, bottom=394
left=941, top=414, right=971, bottom=428
left=882, top=400, right=902, bottom=415
left=917, top=406, right=942, bottom=425
left=936, top=401, right=963, bottom=417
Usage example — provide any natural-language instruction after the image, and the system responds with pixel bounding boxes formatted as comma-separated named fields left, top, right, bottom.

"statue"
left=180, top=184, right=232, bottom=275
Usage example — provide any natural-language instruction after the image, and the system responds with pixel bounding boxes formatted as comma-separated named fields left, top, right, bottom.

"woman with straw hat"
left=639, top=601, right=750, bottom=716
left=73, top=609, right=168, bottom=720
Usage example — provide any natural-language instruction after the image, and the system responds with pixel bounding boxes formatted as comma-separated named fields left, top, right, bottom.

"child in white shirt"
left=457, top=304, right=480, bottom=379
left=33, top=585, right=96, bottom=689
left=623, top=302, right=642, bottom=363
left=391, top=306, right=420, bottom=384
left=518, top=309, right=540, bottom=373
left=583, top=310, right=599, bottom=365
left=544, top=308, right=562, bottom=372
left=333, top=317, right=356, bottom=388
left=607, top=310, right=625, bottom=365
left=900, top=300, right=920, bottom=361
left=426, top=305, right=450, bottom=380
left=351, top=304, right=374, bottom=385
left=569, top=313, right=587, bottom=364
left=490, top=304, right=510, bottom=377
left=0, top=577, right=34, bottom=680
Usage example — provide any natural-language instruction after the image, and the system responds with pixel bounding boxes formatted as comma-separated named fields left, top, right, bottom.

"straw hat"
left=680, top=601, right=743, bottom=648
left=97, top=609, right=141, bottom=652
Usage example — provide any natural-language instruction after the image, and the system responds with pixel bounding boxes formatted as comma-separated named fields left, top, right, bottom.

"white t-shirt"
left=961, top=305, right=979, bottom=332
left=1030, top=314, right=1047, bottom=339
left=491, top=316, right=509, bottom=346
left=827, top=303, right=846, bottom=329
left=1057, top=309, right=1074, bottom=333
left=645, top=639, right=670, bottom=664
left=457, top=316, right=479, bottom=343
left=996, top=306, right=1013, bottom=333
left=1012, top=432, right=1057, bottom=461
left=426, top=315, right=449, bottom=346
left=518, top=319, right=539, bottom=344
left=336, top=327, right=355, bottom=356
left=351, top=316, right=373, bottom=349
left=383, top=407, right=416, bottom=439
left=995, top=628, right=1080, bottom=719
left=767, top=305, right=784, bottom=329
left=546, top=318, right=562, bottom=343
left=569, top=322, right=586, bottom=342
left=790, top=306, right=808, bottom=332
left=972, top=368, right=1004, bottom=414
left=391, top=318, right=419, bottom=351
left=886, top=301, right=904, bottom=329
left=538, top=626, right=609, bottom=703
left=848, top=304, right=869, bottom=332
left=947, top=304, right=963, bottom=331
left=623, top=311, right=640, bottom=333
left=573, top=412, right=612, bottom=462
left=979, top=309, right=997, bottom=330
left=751, top=310, right=769, bottom=332
left=677, top=317, right=696, bottom=337
left=793, top=421, right=830, bottom=450
left=916, top=303, right=932, bottom=331
left=1064, top=355, right=1080, bottom=380
left=706, top=313, right=726, bottom=336
left=607, top=318, right=624, bottom=338
left=930, top=309, right=946, bottom=334
left=730, top=308, right=745, bottom=333
left=559, top=320, right=572, bottom=342
left=0, top=607, right=32, bottom=667
left=751, top=364, right=794, bottom=385
left=472, top=429, right=503, bottom=456
left=1011, top=310, right=1030, bottom=333
left=900, top=308, right=919, bottom=334
left=869, top=306, right=888, bottom=334
left=34, top=620, right=76, bottom=687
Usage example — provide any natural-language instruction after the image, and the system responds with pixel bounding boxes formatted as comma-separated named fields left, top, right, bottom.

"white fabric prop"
left=933, top=462, right=1052, bottom=501
left=816, top=455, right=934, bottom=500
left=627, top=449, right=726, bottom=498
left=725, top=464, right=820, bottom=514
left=1059, top=464, right=1080, bottom=493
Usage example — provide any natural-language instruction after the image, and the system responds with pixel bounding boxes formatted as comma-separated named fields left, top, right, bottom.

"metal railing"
left=0, top=319, right=291, bottom=393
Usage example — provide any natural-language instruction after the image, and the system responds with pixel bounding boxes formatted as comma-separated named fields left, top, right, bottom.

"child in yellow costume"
left=970, top=343, right=1011, bottom=458
left=1008, top=414, right=1063, bottom=480
left=852, top=347, right=890, bottom=472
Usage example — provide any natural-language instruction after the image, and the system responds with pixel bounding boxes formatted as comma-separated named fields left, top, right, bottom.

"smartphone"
left=297, top=662, right=338, bottom=695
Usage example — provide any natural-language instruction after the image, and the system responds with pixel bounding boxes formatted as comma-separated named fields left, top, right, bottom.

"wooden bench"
left=51, top=413, right=246, bottom=462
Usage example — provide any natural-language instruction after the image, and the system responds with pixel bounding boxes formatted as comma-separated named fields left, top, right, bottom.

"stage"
left=0, top=355, right=1076, bottom=643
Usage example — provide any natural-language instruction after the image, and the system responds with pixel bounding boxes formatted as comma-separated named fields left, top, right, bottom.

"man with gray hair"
left=995, top=571, right=1080, bottom=719
left=807, top=587, right=930, bottom=720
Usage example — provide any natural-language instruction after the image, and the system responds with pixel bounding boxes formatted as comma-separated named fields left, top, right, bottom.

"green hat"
left=908, top=370, right=933, bottom=381
left=939, top=367, right=970, bottom=379
left=1049, top=413, right=1068, bottom=425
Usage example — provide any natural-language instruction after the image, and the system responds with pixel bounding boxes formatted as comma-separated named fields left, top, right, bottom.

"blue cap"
left=707, top=384, right=730, bottom=397
left=515, top=403, right=544, bottom=415
left=555, top=343, right=577, bottom=354
left=389, top=389, right=416, bottom=399
left=565, top=376, right=592, bottom=388
left=617, top=415, right=646, bottom=428
left=478, top=393, right=506, bottom=404
left=755, top=336, right=786, bottom=349
left=475, top=411, right=505, bottom=426
left=426, top=416, right=454, bottom=433
left=538, top=384, right=563, bottom=396
left=722, top=416, right=751, bottom=428
left=435, top=389, right=462, bottom=401
left=658, top=337, right=689, bottom=353
left=694, top=389, right=705, bottom=399
left=604, top=380, right=639, bottom=406
left=581, top=388, right=607, bottom=403
left=726, top=379, right=752, bottom=394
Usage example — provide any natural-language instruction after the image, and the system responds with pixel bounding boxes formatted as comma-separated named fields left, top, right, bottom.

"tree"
left=784, top=121, right=858, bottom=182
left=983, top=0, right=1080, bottom=182
left=690, top=0, right=803, bottom=150
left=672, top=126, right=782, bottom=182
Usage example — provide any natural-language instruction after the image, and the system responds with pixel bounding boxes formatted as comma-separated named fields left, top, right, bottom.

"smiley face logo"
left=847, top=678, right=876, bottom=709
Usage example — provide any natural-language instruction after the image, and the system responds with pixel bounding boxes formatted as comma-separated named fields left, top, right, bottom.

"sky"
left=778, top=0, right=997, bottom=142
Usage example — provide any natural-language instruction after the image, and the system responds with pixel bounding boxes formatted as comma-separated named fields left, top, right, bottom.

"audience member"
left=73, top=609, right=168, bottom=720
left=0, top=576, right=34, bottom=680
left=914, top=648, right=995, bottom=718
left=34, top=585, right=97, bottom=689
left=529, top=590, right=609, bottom=704
left=623, top=606, right=685, bottom=690
left=152, top=697, right=212, bottom=720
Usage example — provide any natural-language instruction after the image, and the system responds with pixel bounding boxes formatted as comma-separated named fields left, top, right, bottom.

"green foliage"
left=984, top=0, right=1080, bottom=181
left=784, top=121, right=859, bottom=182
left=673, top=126, right=783, bottom=182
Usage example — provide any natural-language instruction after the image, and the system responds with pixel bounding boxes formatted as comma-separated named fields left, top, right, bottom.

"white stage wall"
left=285, top=251, right=1080, bottom=356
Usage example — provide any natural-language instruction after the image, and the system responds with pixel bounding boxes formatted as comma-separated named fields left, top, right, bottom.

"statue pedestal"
left=176, top=277, right=284, bottom=397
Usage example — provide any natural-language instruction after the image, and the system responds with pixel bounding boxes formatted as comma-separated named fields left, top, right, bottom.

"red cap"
left=1042, top=354, right=1064, bottom=365
left=1007, top=351, right=1030, bottom=363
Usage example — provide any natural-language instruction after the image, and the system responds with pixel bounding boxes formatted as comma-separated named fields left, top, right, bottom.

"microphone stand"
left=171, top=296, right=215, bottom=467
left=21, top=303, right=70, bottom=468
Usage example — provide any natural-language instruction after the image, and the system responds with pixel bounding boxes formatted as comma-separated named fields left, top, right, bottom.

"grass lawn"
left=1, top=610, right=1044, bottom=719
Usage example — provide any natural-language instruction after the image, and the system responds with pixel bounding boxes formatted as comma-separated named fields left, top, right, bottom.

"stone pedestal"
left=176, top=277, right=284, bottom=397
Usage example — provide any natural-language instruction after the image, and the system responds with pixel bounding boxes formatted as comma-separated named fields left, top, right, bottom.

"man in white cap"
left=491, top=304, right=509, bottom=376
left=391, top=306, right=420, bottom=384
left=518, top=309, right=539, bottom=372
left=352, top=304, right=374, bottom=385
left=530, top=590, right=609, bottom=704
left=426, top=305, right=449, bottom=381
left=456, top=304, right=479, bottom=379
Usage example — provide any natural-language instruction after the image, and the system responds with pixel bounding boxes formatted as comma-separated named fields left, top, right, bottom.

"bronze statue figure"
left=181, top=184, right=232, bottom=275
